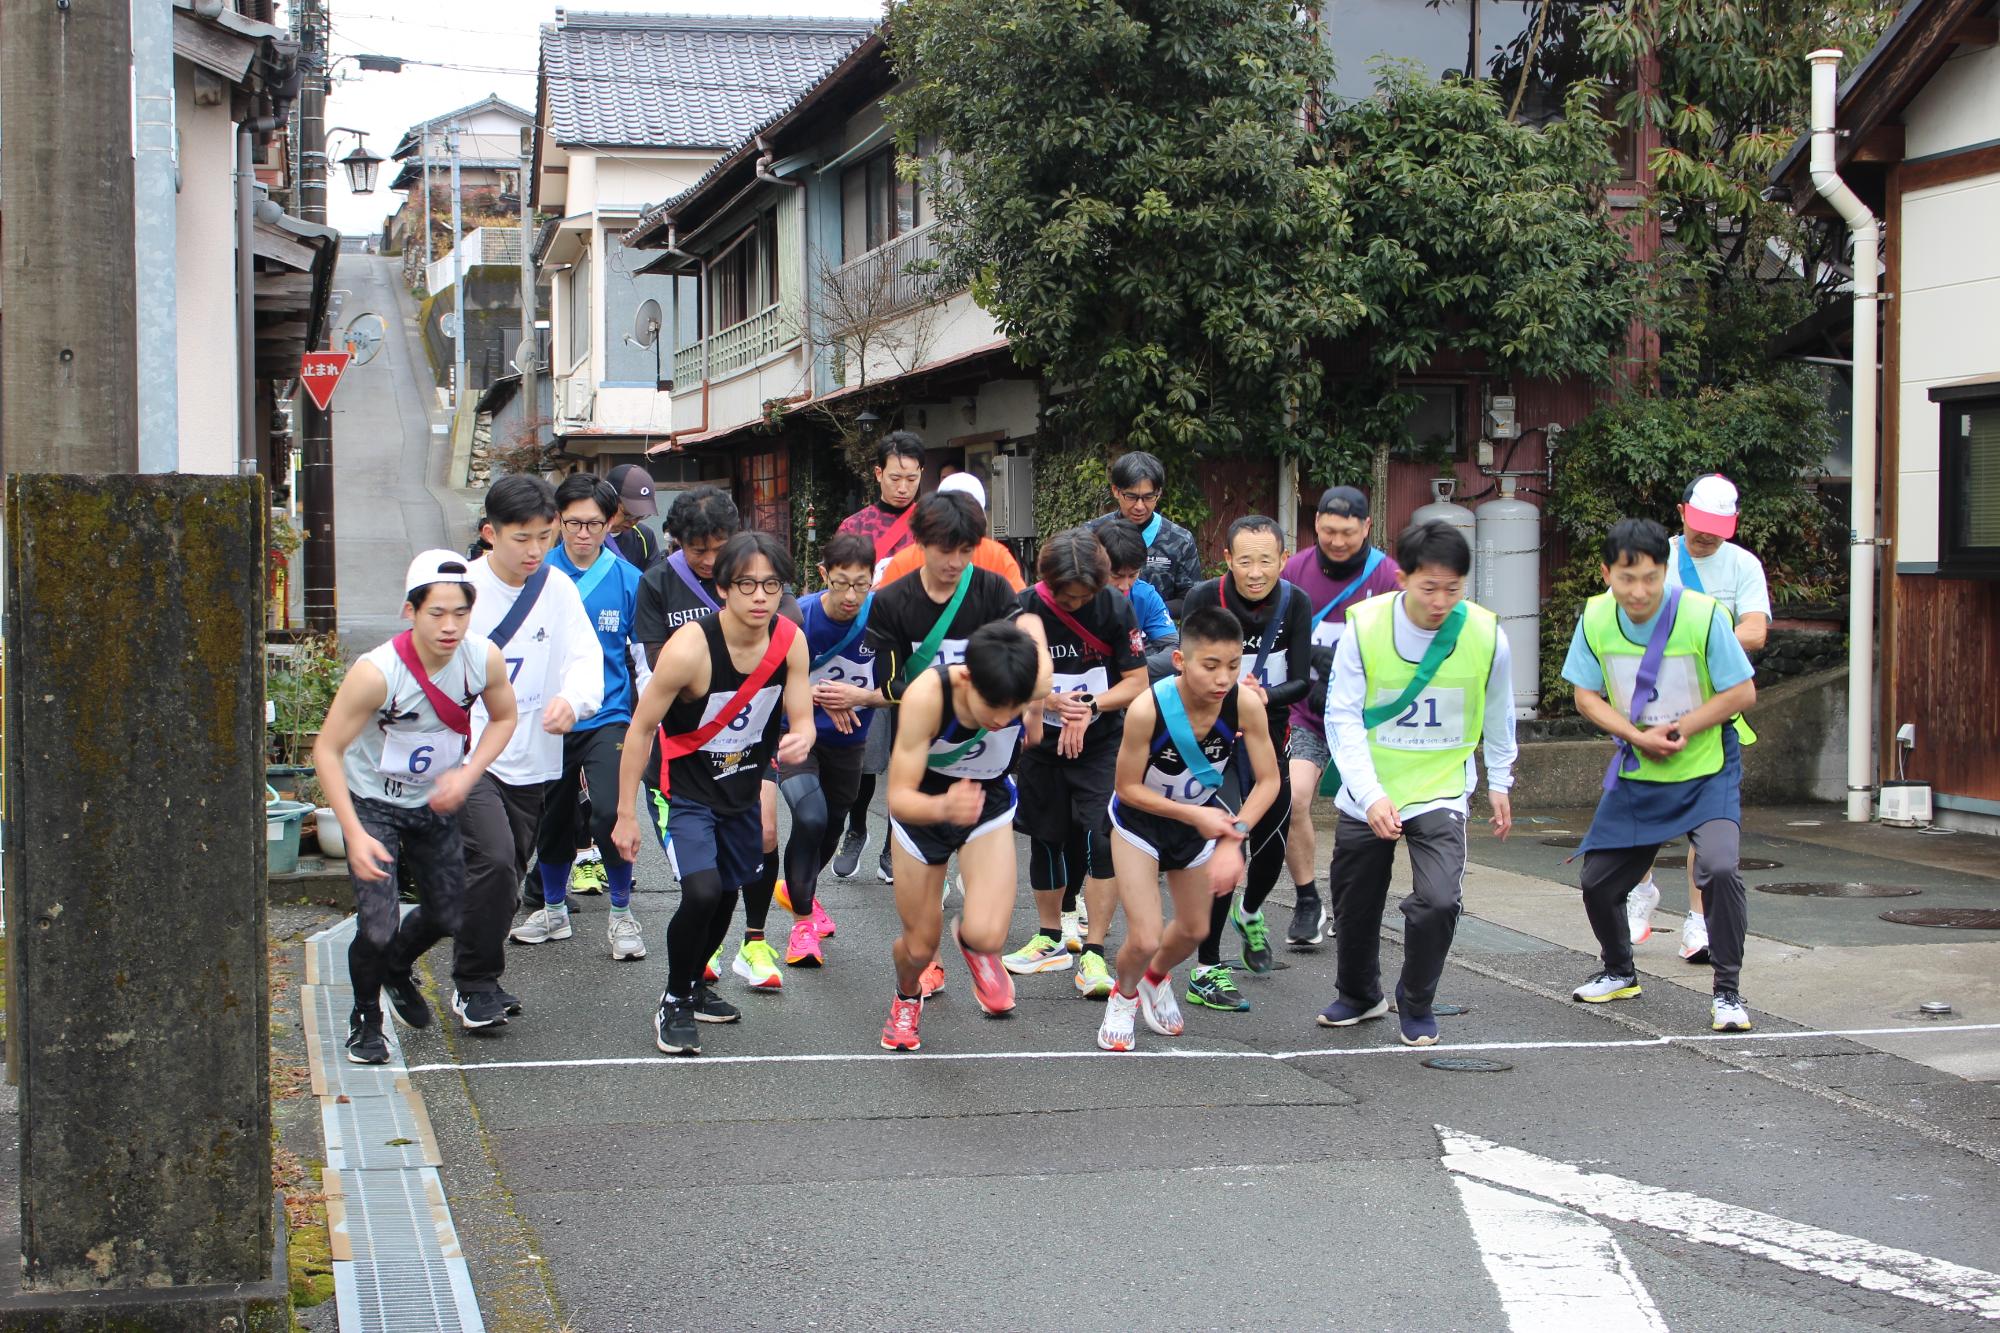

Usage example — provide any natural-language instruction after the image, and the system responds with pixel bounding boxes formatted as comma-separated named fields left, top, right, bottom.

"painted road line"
left=402, top=1021, right=2000, bottom=1075
left=1451, top=1177, right=1668, bottom=1332
left=1439, top=1126, right=2000, bottom=1322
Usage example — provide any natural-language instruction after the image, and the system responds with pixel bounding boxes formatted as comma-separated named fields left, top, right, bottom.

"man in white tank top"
left=313, top=552, right=519, bottom=1065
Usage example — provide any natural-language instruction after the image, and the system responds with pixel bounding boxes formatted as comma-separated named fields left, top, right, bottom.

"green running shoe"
left=1186, top=964, right=1250, bottom=1012
left=1072, top=950, right=1113, bottom=999
left=1232, top=905, right=1273, bottom=974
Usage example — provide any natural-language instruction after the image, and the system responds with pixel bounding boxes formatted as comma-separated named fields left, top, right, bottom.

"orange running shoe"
left=919, top=959, right=947, bottom=998
left=955, top=922, right=1016, bottom=1016
left=774, top=880, right=838, bottom=938
left=880, top=996, right=922, bottom=1051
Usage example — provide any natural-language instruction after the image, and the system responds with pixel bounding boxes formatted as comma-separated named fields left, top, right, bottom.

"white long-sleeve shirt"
left=467, top=556, right=604, bottom=785
left=1326, top=593, right=1516, bottom=823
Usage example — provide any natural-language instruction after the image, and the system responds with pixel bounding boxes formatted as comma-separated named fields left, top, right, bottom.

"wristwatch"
left=1085, top=697, right=1101, bottom=719
left=1230, top=820, right=1250, bottom=838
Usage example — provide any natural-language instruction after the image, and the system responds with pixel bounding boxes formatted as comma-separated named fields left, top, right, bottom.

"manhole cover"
left=1662, top=854, right=1781, bottom=870
left=1756, top=882, right=1923, bottom=898
left=1880, top=908, right=2000, bottom=930
left=1540, top=835, right=1583, bottom=848
left=1423, top=1056, right=1511, bottom=1073
left=1433, top=1003, right=1472, bottom=1017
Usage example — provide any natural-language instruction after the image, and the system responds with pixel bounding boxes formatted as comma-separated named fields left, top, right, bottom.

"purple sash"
left=668, top=549, right=720, bottom=613
left=1601, top=586, right=1682, bottom=792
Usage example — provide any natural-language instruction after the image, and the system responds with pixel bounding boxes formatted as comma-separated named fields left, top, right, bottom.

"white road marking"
left=1451, top=1177, right=1669, bottom=1332
left=1439, top=1126, right=2000, bottom=1322
left=400, top=1021, right=2000, bottom=1074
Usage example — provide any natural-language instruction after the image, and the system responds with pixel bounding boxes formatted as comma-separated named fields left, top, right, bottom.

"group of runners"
left=314, top=438, right=1769, bottom=1063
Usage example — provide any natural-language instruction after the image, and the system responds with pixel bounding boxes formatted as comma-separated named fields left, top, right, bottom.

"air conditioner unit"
left=1879, top=781, right=1933, bottom=828
left=559, top=379, right=595, bottom=423
left=988, top=453, right=1036, bottom=540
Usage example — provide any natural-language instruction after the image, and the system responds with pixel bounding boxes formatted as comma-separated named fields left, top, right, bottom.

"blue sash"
left=1140, top=512, right=1162, bottom=547
left=1152, top=678, right=1224, bottom=792
left=810, top=593, right=873, bottom=671
left=1310, top=548, right=1385, bottom=628
left=1676, top=539, right=1705, bottom=595
left=569, top=549, right=618, bottom=604
left=668, top=550, right=720, bottom=612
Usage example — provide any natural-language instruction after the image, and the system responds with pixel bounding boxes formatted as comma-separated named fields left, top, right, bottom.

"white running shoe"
left=607, top=910, right=646, bottom=961
left=1137, top=973, right=1184, bottom=1036
left=1060, top=911, right=1083, bottom=954
left=1627, top=876, right=1661, bottom=945
left=1710, top=991, right=1752, bottom=1032
left=1679, top=911, right=1711, bottom=963
left=1098, top=990, right=1138, bottom=1051
left=510, top=906, right=572, bottom=945
left=1076, top=896, right=1089, bottom=929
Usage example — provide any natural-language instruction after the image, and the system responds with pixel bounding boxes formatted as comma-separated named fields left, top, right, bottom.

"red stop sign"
left=300, top=351, right=352, bottom=411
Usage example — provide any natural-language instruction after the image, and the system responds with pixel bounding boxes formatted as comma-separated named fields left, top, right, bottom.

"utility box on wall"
left=988, top=452, right=1036, bottom=540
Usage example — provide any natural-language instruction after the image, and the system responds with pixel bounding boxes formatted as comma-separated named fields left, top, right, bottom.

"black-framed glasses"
left=729, top=577, right=784, bottom=596
left=561, top=517, right=608, bottom=533
left=1115, top=487, right=1161, bottom=506
left=826, top=577, right=871, bottom=594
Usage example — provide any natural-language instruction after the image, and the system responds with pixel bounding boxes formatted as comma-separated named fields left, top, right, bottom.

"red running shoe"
left=919, top=959, right=947, bottom=998
left=954, top=922, right=1016, bottom=1016
left=880, top=996, right=922, bottom=1051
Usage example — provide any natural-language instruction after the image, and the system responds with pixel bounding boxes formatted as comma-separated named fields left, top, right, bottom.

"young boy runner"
left=1279, top=485, right=1402, bottom=947
left=1563, top=518, right=1759, bottom=1033
left=314, top=553, right=520, bottom=1062
left=611, top=532, right=814, bottom=1055
left=1178, top=515, right=1314, bottom=1010
left=1314, top=521, right=1517, bottom=1047
left=511, top=474, right=651, bottom=959
left=999, top=529, right=1148, bottom=997
left=1097, top=607, right=1281, bottom=1052
left=456, top=476, right=604, bottom=1030
left=1096, top=519, right=1178, bottom=670
left=880, top=621, right=1052, bottom=1051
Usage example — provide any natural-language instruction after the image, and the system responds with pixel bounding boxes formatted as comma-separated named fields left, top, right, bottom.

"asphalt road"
left=391, top=797, right=2000, bottom=1333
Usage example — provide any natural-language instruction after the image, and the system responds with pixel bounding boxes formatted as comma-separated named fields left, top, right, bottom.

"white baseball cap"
left=1681, top=474, right=1739, bottom=539
left=937, top=471, right=987, bottom=510
left=405, top=548, right=475, bottom=599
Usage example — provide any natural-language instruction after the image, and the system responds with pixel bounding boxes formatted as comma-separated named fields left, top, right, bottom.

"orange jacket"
left=876, top=538, right=1026, bottom=592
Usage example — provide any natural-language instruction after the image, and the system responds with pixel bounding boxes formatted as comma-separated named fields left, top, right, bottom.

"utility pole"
left=423, top=130, right=435, bottom=273
left=298, top=0, right=338, bottom=633
left=520, top=125, right=538, bottom=428
left=450, top=125, right=469, bottom=410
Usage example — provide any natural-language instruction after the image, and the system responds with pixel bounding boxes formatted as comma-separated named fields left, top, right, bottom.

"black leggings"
left=848, top=774, right=875, bottom=836
left=667, top=868, right=738, bottom=999
left=1198, top=759, right=1292, bottom=964
left=1032, top=826, right=1111, bottom=908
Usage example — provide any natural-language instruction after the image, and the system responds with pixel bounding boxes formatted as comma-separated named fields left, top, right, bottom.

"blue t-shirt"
left=1561, top=601, right=1754, bottom=696
left=802, top=590, right=876, bottom=749
left=1128, top=579, right=1175, bottom=645
left=550, top=545, right=643, bottom=731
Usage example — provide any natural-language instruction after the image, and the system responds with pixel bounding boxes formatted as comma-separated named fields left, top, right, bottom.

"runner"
left=1563, top=517, right=1759, bottom=1033
left=1095, top=519, right=1178, bottom=665
left=1626, top=473, right=1772, bottom=963
left=1086, top=450, right=1204, bottom=613
left=879, top=621, right=1052, bottom=1051
left=511, top=475, right=650, bottom=960
left=1178, top=515, right=1314, bottom=1011
left=867, top=490, right=1042, bottom=1001
left=1314, top=520, right=1516, bottom=1047
left=875, top=473, right=1026, bottom=590
left=1096, top=607, right=1281, bottom=1052
left=456, top=476, right=604, bottom=1030
left=610, top=531, right=814, bottom=1056
left=1279, top=485, right=1402, bottom=948
left=313, top=552, right=519, bottom=1063
left=606, top=463, right=663, bottom=569
left=999, top=528, right=1148, bottom=999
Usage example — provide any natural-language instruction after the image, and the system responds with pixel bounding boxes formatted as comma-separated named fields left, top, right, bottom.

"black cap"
left=608, top=464, right=657, bottom=518
left=1317, top=485, right=1370, bottom=519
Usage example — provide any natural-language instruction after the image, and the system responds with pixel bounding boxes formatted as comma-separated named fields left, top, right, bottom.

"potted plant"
left=267, top=635, right=344, bottom=792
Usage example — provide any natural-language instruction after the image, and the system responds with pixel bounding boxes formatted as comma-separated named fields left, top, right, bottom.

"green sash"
left=1361, top=601, right=1468, bottom=728
left=927, top=727, right=989, bottom=769
left=902, top=565, right=975, bottom=682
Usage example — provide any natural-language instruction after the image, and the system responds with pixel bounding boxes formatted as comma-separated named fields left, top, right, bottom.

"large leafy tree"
left=886, top=0, right=1361, bottom=461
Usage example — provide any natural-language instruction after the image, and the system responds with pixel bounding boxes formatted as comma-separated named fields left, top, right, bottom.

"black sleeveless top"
left=1122, top=685, right=1242, bottom=812
left=662, top=616, right=790, bottom=814
left=913, top=664, right=1023, bottom=796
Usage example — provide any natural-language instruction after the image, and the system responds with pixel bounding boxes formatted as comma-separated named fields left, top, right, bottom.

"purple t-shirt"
left=1282, top=544, right=1404, bottom=737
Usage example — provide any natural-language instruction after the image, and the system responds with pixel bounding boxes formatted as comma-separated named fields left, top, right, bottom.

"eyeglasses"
left=729, top=577, right=784, bottom=596
left=1115, top=487, right=1161, bottom=506
left=826, top=577, right=871, bottom=594
left=561, top=517, right=607, bottom=533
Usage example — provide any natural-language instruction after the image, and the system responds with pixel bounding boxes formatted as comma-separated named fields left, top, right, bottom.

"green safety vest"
left=1581, top=589, right=1724, bottom=784
left=1352, top=594, right=1499, bottom=812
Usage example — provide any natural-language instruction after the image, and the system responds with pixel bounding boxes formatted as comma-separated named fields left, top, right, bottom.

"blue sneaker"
left=1315, top=995, right=1388, bottom=1027
left=1395, top=985, right=1439, bottom=1047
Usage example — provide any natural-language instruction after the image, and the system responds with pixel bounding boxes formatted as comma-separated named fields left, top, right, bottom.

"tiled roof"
left=539, top=11, right=874, bottom=150
left=392, top=94, right=534, bottom=160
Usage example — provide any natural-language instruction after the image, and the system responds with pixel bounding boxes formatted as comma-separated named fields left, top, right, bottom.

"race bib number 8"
left=1370, top=686, right=1468, bottom=751
left=698, top=685, right=781, bottom=754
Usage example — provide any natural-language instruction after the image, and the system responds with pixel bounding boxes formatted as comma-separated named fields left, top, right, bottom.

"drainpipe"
left=134, top=0, right=180, bottom=472
left=754, top=133, right=815, bottom=411
left=1807, top=49, right=1882, bottom=824
left=237, top=124, right=261, bottom=476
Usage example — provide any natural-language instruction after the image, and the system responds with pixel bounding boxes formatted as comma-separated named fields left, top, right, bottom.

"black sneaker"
left=344, top=1009, right=390, bottom=1064
left=1287, top=893, right=1328, bottom=947
left=497, top=987, right=524, bottom=1017
left=690, top=984, right=742, bottom=1024
left=451, top=989, right=509, bottom=1029
left=382, top=971, right=433, bottom=1030
left=831, top=829, right=866, bottom=879
left=876, top=843, right=894, bottom=884
left=655, top=996, right=701, bottom=1054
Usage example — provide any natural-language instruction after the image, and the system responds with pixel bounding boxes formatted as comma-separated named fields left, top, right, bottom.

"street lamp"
left=326, top=128, right=383, bottom=194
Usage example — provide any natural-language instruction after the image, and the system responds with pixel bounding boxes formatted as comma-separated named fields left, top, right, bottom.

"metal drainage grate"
left=321, top=1084, right=437, bottom=1172
left=335, top=1256, right=481, bottom=1333
left=1880, top=908, right=2000, bottom=931
left=1756, top=882, right=1922, bottom=898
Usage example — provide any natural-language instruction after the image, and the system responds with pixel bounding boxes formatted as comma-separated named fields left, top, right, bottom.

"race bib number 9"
left=933, top=726, right=1018, bottom=781
left=1370, top=686, right=1468, bottom=751
left=698, top=685, right=781, bottom=754
left=1606, top=656, right=1701, bottom=729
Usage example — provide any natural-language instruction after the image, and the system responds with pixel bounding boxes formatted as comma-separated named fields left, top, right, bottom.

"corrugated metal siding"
left=1893, top=574, right=2000, bottom=801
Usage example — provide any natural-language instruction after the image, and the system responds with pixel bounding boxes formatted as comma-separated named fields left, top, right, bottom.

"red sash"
left=1032, top=582, right=1114, bottom=659
left=655, top=618, right=797, bottom=797
left=391, top=632, right=473, bottom=738
left=873, top=505, right=916, bottom=561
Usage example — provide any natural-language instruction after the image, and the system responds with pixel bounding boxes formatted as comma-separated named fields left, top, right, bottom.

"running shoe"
left=607, top=910, right=646, bottom=961
left=919, top=959, right=947, bottom=998
left=880, top=996, right=923, bottom=1051
left=1287, top=892, right=1327, bottom=947
left=703, top=948, right=722, bottom=984
left=344, top=1009, right=389, bottom=1064
left=569, top=854, right=608, bottom=896
left=1003, top=932, right=1074, bottom=975
left=876, top=844, right=894, bottom=884
left=1710, top=991, right=1752, bottom=1032
left=955, top=923, right=1017, bottom=1016
left=451, top=989, right=508, bottom=1030
left=1097, top=990, right=1138, bottom=1051
left=1315, top=995, right=1388, bottom=1028
left=1137, top=974, right=1184, bottom=1036
left=509, top=905, right=572, bottom=945
left=655, top=996, right=700, bottom=1055
left=1186, top=964, right=1250, bottom=1012
left=1073, top=951, right=1113, bottom=999
left=1395, top=984, right=1439, bottom=1047
left=731, top=938, right=784, bottom=991
left=1627, top=875, right=1661, bottom=945
left=1571, top=972, right=1641, bottom=1004
left=1232, top=905, right=1274, bottom=974
left=497, top=988, right=523, bottom=1017
left=831, top=829, right=866, bottom=880
left=690, top=984, right=741, bottom=1024
left=1061, top=911, right=1083, bottom=955
left=382, top=971, right=433, bottom=1030
left=785, top=917, right=824, bottom=968
left=1076, top=895, right=1089, bottom=929
left=1679, top=911, right=1711, bottom=964
left=775, top=880, right=838, bottom=938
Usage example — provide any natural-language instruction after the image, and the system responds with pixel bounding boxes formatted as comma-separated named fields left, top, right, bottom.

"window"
left=1389, top=384, right=1466, bottom=462
left=564, top=246, right=591, bottom=370
left=841, top=147, right=921, bottom=262
left=735, top=446, right=791, bottom=545
left=1935, top=386, right=2000, bottom=577
left=709, top=207, right=779, bottom=332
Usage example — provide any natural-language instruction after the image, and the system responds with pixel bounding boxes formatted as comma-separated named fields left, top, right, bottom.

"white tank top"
left=342, top=635, right=492, bottom=808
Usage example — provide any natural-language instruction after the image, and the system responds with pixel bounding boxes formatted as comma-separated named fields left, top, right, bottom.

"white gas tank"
left=1475, top=476, right=1541, bottom=716
left=1412, top=478, right=1478, bottom=591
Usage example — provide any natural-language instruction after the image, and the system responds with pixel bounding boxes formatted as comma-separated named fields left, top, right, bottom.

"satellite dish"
left=511, top=337, right=538, bottom=373
left=343, top=312, right=388, bottom=365
left=630, top=298, right=663, bottom=349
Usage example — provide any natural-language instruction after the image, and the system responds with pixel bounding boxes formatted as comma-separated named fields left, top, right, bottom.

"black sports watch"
left=1085, top=697, right=1101, bottom=719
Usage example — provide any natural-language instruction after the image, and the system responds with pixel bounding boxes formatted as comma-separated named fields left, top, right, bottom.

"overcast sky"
left=308, top=1, right=878, bottom=234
